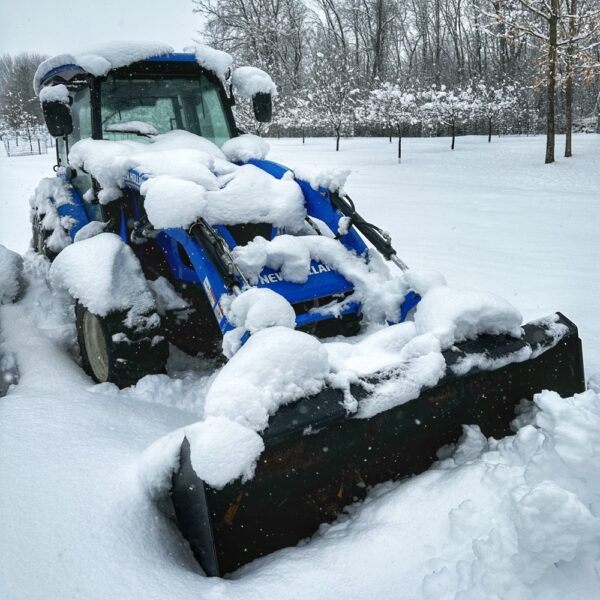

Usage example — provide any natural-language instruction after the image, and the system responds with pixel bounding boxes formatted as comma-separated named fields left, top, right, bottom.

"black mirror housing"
left=252, top=92, right=272, bottom=123
left=43, top=101, right=73, bottom=137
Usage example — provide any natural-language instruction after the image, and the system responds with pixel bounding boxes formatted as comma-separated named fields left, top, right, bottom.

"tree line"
left=0, top=53, right=48, bottom=146
left=194, top=0, right=600, bottom=162
left=271, top=79, right=524, bottom=157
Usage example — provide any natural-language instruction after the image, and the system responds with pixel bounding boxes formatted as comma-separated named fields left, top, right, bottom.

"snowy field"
left=1, top=134, right=600, bottom=599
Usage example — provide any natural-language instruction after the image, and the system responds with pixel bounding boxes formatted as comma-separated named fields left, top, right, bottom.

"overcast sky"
left=0, top=0, right=203, bottom=56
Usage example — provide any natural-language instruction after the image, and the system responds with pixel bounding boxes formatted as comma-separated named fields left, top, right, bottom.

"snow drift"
left=1, top=259, right=599, bottom=597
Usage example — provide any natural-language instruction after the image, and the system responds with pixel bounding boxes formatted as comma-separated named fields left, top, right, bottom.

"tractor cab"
left=37, top=51, right=272, bottom=170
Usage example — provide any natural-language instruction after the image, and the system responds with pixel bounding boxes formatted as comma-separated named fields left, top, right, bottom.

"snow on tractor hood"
left=69, top=131, right=307, bottom=230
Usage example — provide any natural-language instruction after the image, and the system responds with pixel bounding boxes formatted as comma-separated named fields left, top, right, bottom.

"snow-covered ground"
left=0, top=150, right=51, bottom=254
left=1, top=134, right=600, bottom=599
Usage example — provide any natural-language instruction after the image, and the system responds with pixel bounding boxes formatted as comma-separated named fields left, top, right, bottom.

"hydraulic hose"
left=330, top=192, right=409, bottom=271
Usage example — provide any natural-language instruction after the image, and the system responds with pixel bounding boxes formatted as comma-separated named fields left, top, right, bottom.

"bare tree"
left=191, top=0, right=600, bottom=144
left=0, top=52, right=47, bottom=135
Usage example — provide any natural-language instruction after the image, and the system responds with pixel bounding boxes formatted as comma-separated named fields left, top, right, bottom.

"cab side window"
left=65, top=86, right=93, bottom=197
left=69, top=86, right=92, bottom=145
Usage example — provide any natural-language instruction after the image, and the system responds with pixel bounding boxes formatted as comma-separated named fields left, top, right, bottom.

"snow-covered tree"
left=192, top=0, right=309, bottom=95
left=309, top=51, right=359, bottom=151
left=0, top=52, right=47, bottom=137
left=489, top=0, right=600, bottom=162
left=473, top=82, right=518, bottom=142
left=558, top=0, right=600, bottom=157
left=368, top=82, right=418, bottom=161
left=419, top=86, right=477, bottom=150
left=281, top=94, right=317, bottom=143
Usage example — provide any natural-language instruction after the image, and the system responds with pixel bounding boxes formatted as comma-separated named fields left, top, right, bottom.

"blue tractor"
left=34, top=46, right=584, bottom=576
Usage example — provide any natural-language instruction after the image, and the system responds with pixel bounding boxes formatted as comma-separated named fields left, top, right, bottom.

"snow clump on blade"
left=0, top=245, right=24, bottom=305
left=222, top=134, right=270, bottom=162
left=49, top=232, right=155, bottom=320
left=205, top=326, right=329, bottom=431
left=414, top=285, right=523, bottom=347
left=139, top=416, right=264, bottom=492
left=232, top=66, right=277, bottom=98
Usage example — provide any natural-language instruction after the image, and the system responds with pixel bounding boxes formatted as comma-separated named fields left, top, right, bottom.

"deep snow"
left=1, top=134, right=600, bottom=599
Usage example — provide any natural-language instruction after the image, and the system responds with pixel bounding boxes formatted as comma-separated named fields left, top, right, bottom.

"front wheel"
left=75, top=303, right=169, bottom=388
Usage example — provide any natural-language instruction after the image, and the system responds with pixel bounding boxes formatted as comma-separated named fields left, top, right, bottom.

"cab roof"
left=33, top=42, right=233, bottom=94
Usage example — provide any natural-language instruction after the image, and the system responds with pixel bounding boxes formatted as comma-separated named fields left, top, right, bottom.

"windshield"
left=101, top=74, right=232, bottom=146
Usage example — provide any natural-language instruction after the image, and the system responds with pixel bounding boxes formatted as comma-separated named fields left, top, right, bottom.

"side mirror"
left=252, top=93, right=272, bottom=123
left=42, top=101, right=73, bottom=137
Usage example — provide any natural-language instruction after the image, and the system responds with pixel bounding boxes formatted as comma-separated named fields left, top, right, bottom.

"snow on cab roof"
left=33, top=41, right=176, bottom=94
left=34, top=42, right=276, bottom=100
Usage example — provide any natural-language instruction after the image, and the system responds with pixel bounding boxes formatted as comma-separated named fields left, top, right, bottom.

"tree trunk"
left=335, top=128, right=340, bottom=151
left=564, top=71, right=573, bottom=158
left=398, top=125, right=402, bottom=162
left=488, top=117, right=492, bottom=142
left=545, top=0, right=559, bottom=164
left=451, top=119, right=456, bottom=150
left=302, top=128, right=305, bottom=144
left=564, top=0, right=576, bottom=158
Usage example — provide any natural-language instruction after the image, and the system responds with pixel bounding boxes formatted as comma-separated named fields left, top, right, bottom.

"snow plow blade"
left=170, top=313, right=584, bottom=576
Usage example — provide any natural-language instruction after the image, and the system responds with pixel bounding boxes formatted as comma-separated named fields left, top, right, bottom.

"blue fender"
left=53, top=171, right=90, bottom=240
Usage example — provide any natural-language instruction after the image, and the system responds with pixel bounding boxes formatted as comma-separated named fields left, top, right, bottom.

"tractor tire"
left=75, top=302, right=169, bottom=388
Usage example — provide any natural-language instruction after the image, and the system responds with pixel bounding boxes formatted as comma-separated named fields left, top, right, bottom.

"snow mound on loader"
left=233, top=234, right=524, bottom=338
left=292, top=165, right=351, bottom=193
left=206, top=326, right=328, bottom=431
left=222, top=287, right=296, bottom=357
